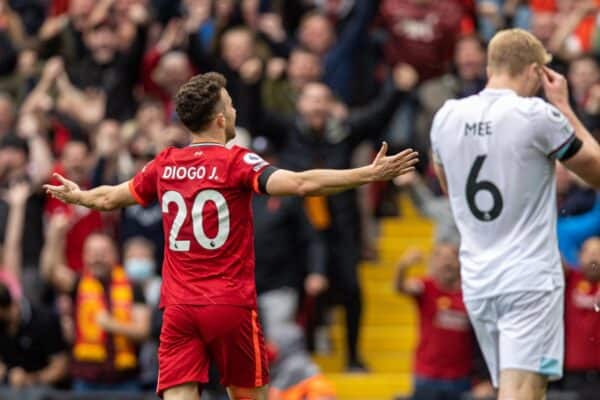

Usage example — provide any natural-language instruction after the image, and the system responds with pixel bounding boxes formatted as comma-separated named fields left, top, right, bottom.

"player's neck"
left=486, top=75, right=527, bottom=96
left=190, top=130, right=226, bottom=146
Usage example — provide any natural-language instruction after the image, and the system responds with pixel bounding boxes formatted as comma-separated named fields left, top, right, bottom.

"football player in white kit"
left=430, top=29, right=600, bottom=400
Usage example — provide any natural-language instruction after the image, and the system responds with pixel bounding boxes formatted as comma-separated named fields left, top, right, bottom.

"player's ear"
left=215, top=113, right=226, bottom=129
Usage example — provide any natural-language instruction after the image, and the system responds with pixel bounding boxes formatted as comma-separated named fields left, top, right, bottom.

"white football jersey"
left=430, top=88, right=576, bottom=300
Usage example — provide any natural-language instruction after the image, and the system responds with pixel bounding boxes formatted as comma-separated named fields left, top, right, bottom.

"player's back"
left=431, top=89, right=575, bottom=300
left=129, top=143, right=271, bottom=309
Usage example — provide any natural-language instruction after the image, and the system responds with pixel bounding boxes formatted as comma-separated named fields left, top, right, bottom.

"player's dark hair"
left=175, top=72, right=227, bottom=133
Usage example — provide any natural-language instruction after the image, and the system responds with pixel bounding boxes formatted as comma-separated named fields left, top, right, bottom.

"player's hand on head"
left=371, top=142, right=419, bottom=181
left=541, top=66, right=570, bottom=110
left=43, top=173, right=82, bottom=205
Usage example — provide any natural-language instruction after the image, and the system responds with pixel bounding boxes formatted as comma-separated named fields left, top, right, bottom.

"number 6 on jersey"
left=466, top=155, right=503, bottom=221
left=162, top=189, right=231, bottom=251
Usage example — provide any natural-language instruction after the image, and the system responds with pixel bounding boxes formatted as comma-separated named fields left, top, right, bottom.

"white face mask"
left=124, top=258, right=155, bottom=283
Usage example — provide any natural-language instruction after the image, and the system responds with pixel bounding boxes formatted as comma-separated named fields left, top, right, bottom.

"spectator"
left=567, top=55, right=600, bottom=133
left=563, top=237, right=600, bottom=400
left=0, top=282, right=69, bottom=390
left=41, top=221, right=151, bottom=392
left=60, top=4, right=149, bottom=121
left=557, top=184, right=600, bottom=266
left=556, top=163, right=596, bottom=217
left=394, top=245, right=473, bottom=400
left=123, top=237, right=161, bottom=390
left=44, top=140, right=104, bottom=272
left=252, top=138, right=333, bottom=399
left=141, top=19, right=194, bottom=120
left=378, top=0, right=467, bottom=84
left=188, top=25, right=265, bottom=132
left=295, top=2, right=378, bottom=103
left=258, top=68, right=417, bottom=371
left=548, top=0, right=599, bottom=61
left=0, top=182, right=29, bottom=303
left=417, top=35, right=487, bottom=152
left=0, top=182, right=68, bottom=390
left=0, top=134, right=48, bottom=280
left=262, top=48, right=323, bottom=116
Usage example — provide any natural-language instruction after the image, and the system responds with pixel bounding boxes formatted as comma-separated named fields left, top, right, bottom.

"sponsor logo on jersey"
left=243, top=152, right=269, bottom=172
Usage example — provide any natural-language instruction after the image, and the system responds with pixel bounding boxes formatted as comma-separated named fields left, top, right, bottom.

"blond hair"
left=487, top=29, right=552, bottom=76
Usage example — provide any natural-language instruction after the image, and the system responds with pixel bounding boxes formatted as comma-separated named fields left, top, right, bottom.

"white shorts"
left=465, top=288, right=564, bottom=387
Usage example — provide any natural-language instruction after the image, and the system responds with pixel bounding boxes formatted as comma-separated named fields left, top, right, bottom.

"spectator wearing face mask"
left=394, top=244, right=474, bottom=400
left=41, top=220, right=151, bottom=392
left=562, top=237, right=600, bottom=400
left=123, top=237, right=161, bottom=390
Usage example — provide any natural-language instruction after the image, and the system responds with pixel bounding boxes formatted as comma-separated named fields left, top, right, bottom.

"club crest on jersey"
left=546, top=105, right=565, bottom=124
left=243, top=153, right=269, bottom=172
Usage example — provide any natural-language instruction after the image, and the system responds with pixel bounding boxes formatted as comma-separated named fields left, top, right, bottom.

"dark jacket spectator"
left=0, top=283, right=69, bottom=389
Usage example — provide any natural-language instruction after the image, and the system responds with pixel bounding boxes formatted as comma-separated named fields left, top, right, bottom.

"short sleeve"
left=531, top=100, right=576, bottom=159
left=430, top=101, right=453, bottom=166
left=129, top=159, right=159, bottom=207
left=233, top=148, right=273, bottom=194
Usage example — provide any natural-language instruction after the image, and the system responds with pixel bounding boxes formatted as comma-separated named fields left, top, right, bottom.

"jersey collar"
left=480, top=88, right=517, bottom=97
left=188, top=142, right=226, bottom=147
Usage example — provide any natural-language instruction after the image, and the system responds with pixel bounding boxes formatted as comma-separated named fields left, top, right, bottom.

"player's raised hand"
left=371, top=142, right=419, bottom=181
left=43, top=173, right=82, bottom=205
left=541, top=66, right=570, bottom=110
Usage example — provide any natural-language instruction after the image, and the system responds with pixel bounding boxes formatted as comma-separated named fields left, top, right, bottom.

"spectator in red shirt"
left=44, top=140, right=104, bottom=272
left=378, top=0, right=466, bottom=83
left=394, top=244, right=473, bottom=400
left=563, top=236, right=600, bottom=400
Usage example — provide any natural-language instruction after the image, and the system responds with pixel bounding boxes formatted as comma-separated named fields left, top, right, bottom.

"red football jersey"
left=565, top=269, right=600, bottom=371
left=129, top=143, right=272, bottom=309
left=414, top=277, right=473, bottom=379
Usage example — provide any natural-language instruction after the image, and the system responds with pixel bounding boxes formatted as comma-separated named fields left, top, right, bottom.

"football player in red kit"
left=44, top=72, right=419, bottom=400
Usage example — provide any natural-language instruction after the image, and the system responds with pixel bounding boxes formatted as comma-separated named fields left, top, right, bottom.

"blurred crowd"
left=0, top=0, right=598, bottom=399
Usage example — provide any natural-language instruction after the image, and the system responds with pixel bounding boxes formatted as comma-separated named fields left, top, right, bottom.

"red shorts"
left=157, top=304, right=269, bottom=397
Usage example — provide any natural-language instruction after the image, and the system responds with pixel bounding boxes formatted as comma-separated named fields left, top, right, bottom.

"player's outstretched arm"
left=44, top=173, right=138, bottom=211
left=265, top=142, right=418, bottom=197
left=542, top=67, right=600, bottom=188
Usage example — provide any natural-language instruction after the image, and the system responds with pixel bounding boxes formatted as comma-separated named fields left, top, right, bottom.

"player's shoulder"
left=431, top=98, right=464, bottom=137
left=513, top=96, right=563, bottom=120
left=229, top=145, right=269, bottom=169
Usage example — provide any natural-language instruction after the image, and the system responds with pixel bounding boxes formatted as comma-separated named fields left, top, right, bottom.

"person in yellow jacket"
left=41, top=214, right=151, bottom=391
